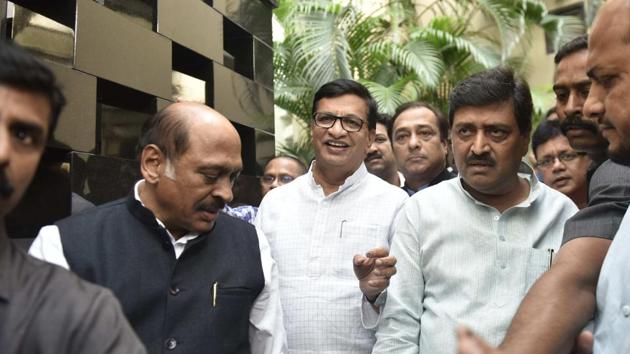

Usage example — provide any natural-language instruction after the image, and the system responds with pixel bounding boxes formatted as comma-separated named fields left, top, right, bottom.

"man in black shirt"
left=0, top=41, right=145, bottom=354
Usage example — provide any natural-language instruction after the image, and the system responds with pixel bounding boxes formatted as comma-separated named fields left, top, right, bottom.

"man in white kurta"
left=256, top=79, right=408, bottom=353
left=373, top=68, right=578, bottom=354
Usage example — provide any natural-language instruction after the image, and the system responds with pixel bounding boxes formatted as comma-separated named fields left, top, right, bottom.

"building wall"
left=2, top=0, right=275, bottom=240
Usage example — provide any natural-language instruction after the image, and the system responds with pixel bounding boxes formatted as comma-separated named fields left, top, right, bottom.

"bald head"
left=138, top=102, right=243, bottom=237
left=137, top=101, right=240, bottom=162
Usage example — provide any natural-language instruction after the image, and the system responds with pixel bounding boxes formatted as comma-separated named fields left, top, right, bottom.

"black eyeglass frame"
left=535, top=151, right=588, bottom=169
left=312, top=112, right=366, bottom=132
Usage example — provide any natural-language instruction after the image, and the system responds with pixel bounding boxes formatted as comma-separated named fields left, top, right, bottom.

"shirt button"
left=500, top=264, right=506, bottom=270
left=165, top=338, right=177, bottom=350
left=169, top=287, right=180, bottom=296
left=622, top=305, right=630, bottom=317
left=494, top=215, right=500, bottom=221
left=499, top=235, right=506, bottom=241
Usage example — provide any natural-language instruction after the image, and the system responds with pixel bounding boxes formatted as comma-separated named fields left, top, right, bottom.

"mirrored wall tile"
left=93, top=0, right=154, bottom=30
left=172, top=42, right=214, bottom=106
left=224, top=16, right=253, bottom=80
left=157, top=0, right=223, bottom=64
left=254, top=38, right=273, bottom=90
left=70, top=151, right=141, bottom=206
left=172, top=70, right=206, bottom=103
left=10, top=0, right=76, bottom=29
left=213, top=62, right=274, bottom=133
left=232, top=121, right=256, bottom=176
left=11, top=4, right=74, bottom=65
left=46, top=61, right=97, bottom=152
left=98, top=103, right=151, bottom=160
left=75, top=0, right=171, bottom=99
left=213, top=0, right=272, bottom=45
left=255, top=129, right=275, bottom=173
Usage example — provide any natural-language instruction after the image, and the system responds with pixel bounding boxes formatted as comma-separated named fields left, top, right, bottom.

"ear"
left=140, top=144, right=166, bottom=183
left=520, top=132, right=531, bottom=157
left=440, top=138, right=449, bottom=155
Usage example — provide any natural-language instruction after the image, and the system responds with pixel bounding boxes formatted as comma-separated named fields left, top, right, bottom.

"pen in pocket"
left=212, top=281, right=218, bottom=307
left=547, top=248, right=554, bottom=268
left=339, top=220, right=347, bottom=238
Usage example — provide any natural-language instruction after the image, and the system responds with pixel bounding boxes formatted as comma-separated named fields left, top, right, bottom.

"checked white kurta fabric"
left=256, top=163, right=408, bottom=353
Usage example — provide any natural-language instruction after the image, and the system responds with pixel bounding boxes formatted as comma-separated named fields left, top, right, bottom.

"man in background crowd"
left=389, top=102, right=455, bottom=196
left=532, top=120, right=591, bottom=208
left=226, top=155, right=307, bottom=223
left=365, top=113, right=402, bottom=186
left=260, top=155, right=307, bottom=197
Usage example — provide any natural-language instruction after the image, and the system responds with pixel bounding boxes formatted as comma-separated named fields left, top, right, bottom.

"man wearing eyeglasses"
left=224, top=156, right=306, bottom=224
left=532, top=120, right=591, bottom=208
left=260, top=156, right=307, bottom=197
left=255, top=79, right=408, bottom=353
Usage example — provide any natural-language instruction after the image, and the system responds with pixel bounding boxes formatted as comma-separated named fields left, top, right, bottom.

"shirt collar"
left=457, top=161, right=541, bottom=209
left=134, top=180, right=199, bottom=243
left=307, top=162, right=368, bottom=195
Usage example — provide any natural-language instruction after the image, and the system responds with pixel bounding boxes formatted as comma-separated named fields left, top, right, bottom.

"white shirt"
left=29, top=180, right=287, bottom=354
left=594, top=207, right=630, bottom=353
left=373, top=164, right=578, bottom=354
left=256, top=163, right=408, bottom=353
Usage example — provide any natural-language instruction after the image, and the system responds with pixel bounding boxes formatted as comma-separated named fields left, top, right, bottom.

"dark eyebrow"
left=552, top=84, right=566, bottom=91
left=483, top=124, right=511, bottom=130
left=552, top=79, right=590, bottom=91
left=12, top=121, right=46, bottom=140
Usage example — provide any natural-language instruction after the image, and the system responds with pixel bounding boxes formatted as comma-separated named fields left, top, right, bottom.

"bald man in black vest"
left=30, top=102, right=286, bottom=353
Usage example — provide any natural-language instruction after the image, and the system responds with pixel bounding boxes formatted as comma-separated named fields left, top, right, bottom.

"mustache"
left=194, top=198, right=225, bottom=213
left=466, top=153, right=496, bottom=166
left=560, top=113, right=598, bottom=135
left=365, top=151, right=382, bottom=161
left=0, top=170, right=14, bottom=199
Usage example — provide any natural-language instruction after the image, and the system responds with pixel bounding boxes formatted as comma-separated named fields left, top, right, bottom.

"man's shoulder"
left=12, top=246, right=114, bottom=305
left=592, top=159, right=630, bottom=186
left=260, top=174, right=308, bottom=203
left=217, top=211, right=256, bottom=233
left=7, top=247, right=145, bottom=354
left=362, top=173, right=408, bottom=201
left=57, top=196, right=129, bottom=224
left=411, top=177, right=460, bottom=201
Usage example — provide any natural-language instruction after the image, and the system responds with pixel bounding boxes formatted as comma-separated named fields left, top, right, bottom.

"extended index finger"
left=366, top=247, right=389, bottom=259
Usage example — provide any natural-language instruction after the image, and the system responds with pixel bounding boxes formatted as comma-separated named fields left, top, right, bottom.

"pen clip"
left=339, top=220, right=347, bottom=238
left=212, top=281, right=218, bottom=307
left=547, top=248, right=554, bottom=268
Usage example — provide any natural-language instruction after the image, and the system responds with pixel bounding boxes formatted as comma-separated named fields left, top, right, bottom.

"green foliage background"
left=274, top=0, right=585, bottom=163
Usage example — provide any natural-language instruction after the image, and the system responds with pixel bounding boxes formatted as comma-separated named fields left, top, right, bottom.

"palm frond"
left=361, top=77, right=417, bottom=115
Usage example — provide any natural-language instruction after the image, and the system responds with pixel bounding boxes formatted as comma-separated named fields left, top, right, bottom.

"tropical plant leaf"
left=361, top=77, right=416, bottom=115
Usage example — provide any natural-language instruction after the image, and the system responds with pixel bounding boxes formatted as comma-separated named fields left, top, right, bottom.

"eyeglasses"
left=260, top=174, right=295, bottom=185
left=312, top=112, right=366, bottom=132
left=535, top=151, right=587, bottom=169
